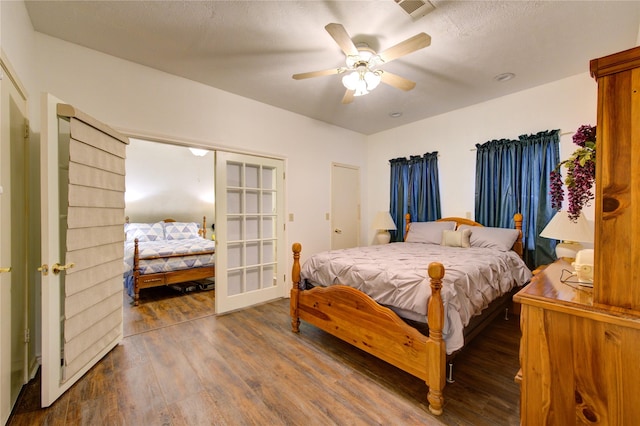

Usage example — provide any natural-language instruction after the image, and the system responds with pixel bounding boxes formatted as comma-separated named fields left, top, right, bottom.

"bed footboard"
left=290, top=243, right=446, bottom=416
left=132, top=237, right=215, bottom=306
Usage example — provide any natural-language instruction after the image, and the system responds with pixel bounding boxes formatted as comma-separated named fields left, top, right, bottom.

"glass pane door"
left=215, top=152, right=284, bottom=314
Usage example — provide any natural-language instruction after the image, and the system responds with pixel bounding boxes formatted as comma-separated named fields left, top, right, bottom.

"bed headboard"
left=403, top=213, right=524, bottom=258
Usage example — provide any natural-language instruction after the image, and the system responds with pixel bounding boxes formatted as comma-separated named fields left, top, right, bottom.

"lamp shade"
left=372, top=211, right=396, bottom=245
left=372, top=211, right=397, bottom=230
left=540, top=210, right=594, bottom=261
left=540, top=210, right=593, bottom=243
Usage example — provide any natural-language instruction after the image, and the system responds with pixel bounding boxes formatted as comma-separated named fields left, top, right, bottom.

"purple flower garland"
left=550, top=125, right=596, bottom=221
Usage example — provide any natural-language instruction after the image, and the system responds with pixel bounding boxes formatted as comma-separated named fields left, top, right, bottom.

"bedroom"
left=1, top=0, right=640, bottom=423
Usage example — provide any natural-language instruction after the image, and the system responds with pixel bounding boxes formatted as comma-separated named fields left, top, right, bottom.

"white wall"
left=125, top=139, right=216, bottom=224
left=31, top=33, right=368, bottom=262
left=366, top=72, right=598, bottom=243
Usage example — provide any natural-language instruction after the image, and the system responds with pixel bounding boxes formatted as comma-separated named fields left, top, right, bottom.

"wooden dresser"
left=514, top=45, right=640, bottom=424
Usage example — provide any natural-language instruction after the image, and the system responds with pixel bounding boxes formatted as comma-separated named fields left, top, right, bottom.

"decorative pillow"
left=164, top=222, right=200, bottom=240
left=125, top=222, right=165, bottom=242
left=405, top=221, right=456, bottom=245
left=458, top=225, right=520, bottom=251
left=441, top=229, right=471, bottom=248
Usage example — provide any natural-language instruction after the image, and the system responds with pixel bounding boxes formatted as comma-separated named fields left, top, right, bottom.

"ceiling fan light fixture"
left=364, top=70, right=381, bottom=90
left=342, top=67, right=381, bottom=96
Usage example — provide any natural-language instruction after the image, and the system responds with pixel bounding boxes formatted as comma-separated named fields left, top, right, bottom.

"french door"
left=215, top=152, right=285, bottom=314
left=40, top=93, right=127, bottom=406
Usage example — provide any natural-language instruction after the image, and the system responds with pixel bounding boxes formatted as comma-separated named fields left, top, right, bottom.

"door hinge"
left=24, top=328, right=30, bottom=343
left=24, top=118, right=30, bottom=139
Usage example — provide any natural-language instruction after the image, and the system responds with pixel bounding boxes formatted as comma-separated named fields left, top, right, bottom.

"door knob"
left=334, top=228, right=342, bottom=234
left=52, top=262, right=75, bottom=275
left=38, top=264, right=49, bottom=275
left=0, top=267, right=11, bottom=273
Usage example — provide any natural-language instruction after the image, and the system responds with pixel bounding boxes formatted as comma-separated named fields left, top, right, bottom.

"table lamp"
left=372, top=211, right=397, bottom=244
left=540, top=210, right=594, bottom=262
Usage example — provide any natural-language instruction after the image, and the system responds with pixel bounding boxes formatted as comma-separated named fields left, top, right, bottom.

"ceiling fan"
left=292, top=23, right=431, bottom=104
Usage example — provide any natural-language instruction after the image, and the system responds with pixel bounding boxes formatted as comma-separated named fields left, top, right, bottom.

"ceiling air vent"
left=394, top=0, right=435, bottom=19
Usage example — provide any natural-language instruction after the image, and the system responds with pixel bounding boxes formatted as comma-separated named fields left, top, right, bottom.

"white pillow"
left=458, top=225, right=520, bottom=252
left=441, top=229, right=471, bottom=248
left=405, top=221, right=456, bottom=245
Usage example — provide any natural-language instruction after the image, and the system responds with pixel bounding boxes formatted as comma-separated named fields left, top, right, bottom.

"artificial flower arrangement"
left=550, top=124, right=596, bottom=222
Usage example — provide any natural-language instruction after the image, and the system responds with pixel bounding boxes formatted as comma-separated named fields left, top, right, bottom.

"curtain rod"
left=468, top=131, right=573, bottom=151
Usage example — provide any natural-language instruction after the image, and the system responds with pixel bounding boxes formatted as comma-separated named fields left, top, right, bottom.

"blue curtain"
left=475, top=139, right=519, bottom=229
left=389, top=152, right=441, bottom=242
left=518, top=131, right=560, bottom=267
left=389, top=157, right=409, bottom=242
left=475, top=130, right=559, bottom=268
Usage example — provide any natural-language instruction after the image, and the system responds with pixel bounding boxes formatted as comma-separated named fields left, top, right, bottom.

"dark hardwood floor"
left=9, top=287, right=521, bottom=425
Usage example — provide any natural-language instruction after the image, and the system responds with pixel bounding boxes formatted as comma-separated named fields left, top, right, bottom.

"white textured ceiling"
left=25, top=0, right=640, bottom=135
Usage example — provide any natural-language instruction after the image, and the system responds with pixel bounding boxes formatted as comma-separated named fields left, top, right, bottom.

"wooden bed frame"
left=290, top=213, right=524, bottom=415
left=127, top=216, right=216, bottom=306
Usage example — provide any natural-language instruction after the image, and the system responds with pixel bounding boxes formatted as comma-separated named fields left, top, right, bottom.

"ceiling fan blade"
left=380, top=71, right=416, bottom=91
left=342, top=89, right=355, bottom=104
left=292, top=68, right=342, bottom=80
left=378, top=33, right=431, bottom=63
left=325, top=23, right=359, bottom=57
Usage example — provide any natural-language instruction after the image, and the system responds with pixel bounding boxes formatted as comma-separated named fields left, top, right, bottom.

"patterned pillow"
left=125, top=222, right=165, bottom=242
left=164, top=222, right=200, bottom=240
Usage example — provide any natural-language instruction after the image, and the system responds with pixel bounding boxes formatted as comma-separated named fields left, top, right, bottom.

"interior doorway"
left=123, top=138, right=216, bottom=335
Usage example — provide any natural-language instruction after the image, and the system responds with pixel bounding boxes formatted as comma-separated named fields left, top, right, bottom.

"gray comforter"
left=300, top=242, right=532, bottom=354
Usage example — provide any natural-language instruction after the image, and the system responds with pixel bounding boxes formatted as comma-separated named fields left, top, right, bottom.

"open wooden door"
left=214, top=152, right=285, bottom=314
left=40, top=93, right=129, bottom=406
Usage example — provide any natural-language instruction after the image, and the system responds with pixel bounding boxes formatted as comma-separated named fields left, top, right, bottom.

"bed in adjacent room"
left=290, top=214, right=531, bottom=415
left=123, top=217, right=216, bottom=306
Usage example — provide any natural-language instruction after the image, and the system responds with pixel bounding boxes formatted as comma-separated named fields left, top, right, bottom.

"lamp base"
left=375, top=230, right=391, bottom=245
left=555, top=241, right=583, bottom=263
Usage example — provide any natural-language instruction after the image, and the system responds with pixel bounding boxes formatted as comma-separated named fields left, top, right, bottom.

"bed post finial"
left=404, top=213, right=411, bottom=241
left=291, top=243, right=302, bottom=333
left=426, top=261, right=445, bottom=416
left=201, top=216, right=207, bottom=239
left=513, top=213, right=523, bottom=258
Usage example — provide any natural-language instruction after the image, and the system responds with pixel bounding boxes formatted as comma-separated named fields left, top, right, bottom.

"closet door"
left=40, top=93, right=128, bottom=406
left=215, top=152, right=285, bottom=314
left=0, top=55, right=29, bottom=425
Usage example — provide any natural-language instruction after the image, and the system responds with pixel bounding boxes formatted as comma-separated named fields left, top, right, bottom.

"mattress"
left=300, top=242, right=532, bottom=354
